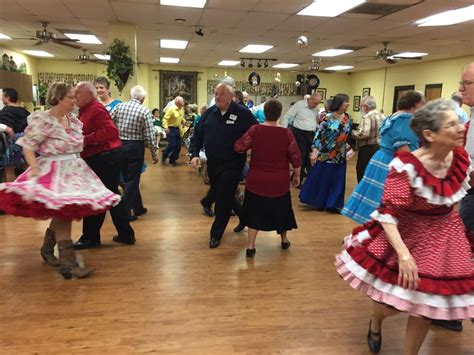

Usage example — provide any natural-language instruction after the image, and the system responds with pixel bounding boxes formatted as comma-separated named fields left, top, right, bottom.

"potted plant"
left=106, top=39, right=135, bottom=94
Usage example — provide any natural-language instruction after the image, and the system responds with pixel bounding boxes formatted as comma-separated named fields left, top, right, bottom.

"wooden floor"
left=0, top=154, right=472, bottom=354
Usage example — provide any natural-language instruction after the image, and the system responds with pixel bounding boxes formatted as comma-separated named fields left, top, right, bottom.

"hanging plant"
left=106, top=39, right=135, bottom=94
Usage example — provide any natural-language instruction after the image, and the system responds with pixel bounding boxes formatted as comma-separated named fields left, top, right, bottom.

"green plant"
left=38, top=83, right=48, bottom=105
left=106, top=39, right=135, bottom=94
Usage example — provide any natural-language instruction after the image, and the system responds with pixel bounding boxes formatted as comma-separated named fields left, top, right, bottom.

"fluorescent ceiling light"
left=394, top=52, right=428, bottom=58
left=23, top=50, right=54, bottom=57
left=298, top=0, right=366, bottom=17
left=160, top=39, right=188, bottom=49
left=273, top=63, right=298, bottom=69
left=239, top=44, right=273, bottom=53
left=160, top=0, right=206, bottom=8
left=218, top=60, right=240, bottom=66
left=0, top=33, right=12, bottom=40
left=313, top=49, right=353, bottom=57
left=160, top=57, right=180, bottom=63
left=325, top=65, right=353, bottom=71
left=64, top=33, right=102, bottom=44
left=416, top=5, right=474, bottom=26
left=94, top=54, right=110, bottom=60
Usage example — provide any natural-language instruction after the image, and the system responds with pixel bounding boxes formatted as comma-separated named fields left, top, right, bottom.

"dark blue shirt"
left=190, top=101, right=257, bottom=164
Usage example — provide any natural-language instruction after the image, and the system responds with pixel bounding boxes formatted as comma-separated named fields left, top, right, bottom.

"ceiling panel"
left=111, top=2, right=159, bottom=24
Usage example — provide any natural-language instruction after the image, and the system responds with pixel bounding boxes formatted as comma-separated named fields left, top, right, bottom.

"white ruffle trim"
left=370, top=210, right=398, bottom=224
left=389, top=157, right=472, bottom=206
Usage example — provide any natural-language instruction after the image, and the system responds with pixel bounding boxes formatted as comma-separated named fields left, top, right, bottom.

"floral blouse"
left=313, top=112, right=351, bottom=163
left=17, top=111, right=84, bottom=156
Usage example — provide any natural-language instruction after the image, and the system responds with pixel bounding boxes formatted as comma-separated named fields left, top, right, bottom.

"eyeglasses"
left=65, top=95, right=75, bottom=99
left=459, top=80, right=474, bottom=87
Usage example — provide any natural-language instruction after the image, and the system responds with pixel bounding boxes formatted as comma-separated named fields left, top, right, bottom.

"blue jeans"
left=162, top=127, right=181, bottom=163
left=121, top=140, right=145, bottom=214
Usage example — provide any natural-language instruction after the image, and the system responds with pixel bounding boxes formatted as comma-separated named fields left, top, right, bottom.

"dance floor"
left=0, top=155, right=472, bottom=354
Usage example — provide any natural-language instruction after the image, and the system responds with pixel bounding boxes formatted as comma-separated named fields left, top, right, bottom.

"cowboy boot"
left=40, top=228, right=60, bottom=266
left=58, top=240, right=95, bottom=280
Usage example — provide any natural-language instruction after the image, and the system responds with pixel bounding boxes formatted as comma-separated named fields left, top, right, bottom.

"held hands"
left=398, top=255, right=419, bottom=290
left=191, top=157, right=201, bottom=169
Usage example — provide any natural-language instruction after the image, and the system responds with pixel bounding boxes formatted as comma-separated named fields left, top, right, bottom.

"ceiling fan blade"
left=12, top=37, right=37, bottom=40
left=392, top=56, right=423, bottom=60
left=55, top=40, right=82, bottom=49
left=355, top=57, right=378, bottom=64
left=33, top=40, right=43, bottom=46
left=54, top=38, right=80, bottom=43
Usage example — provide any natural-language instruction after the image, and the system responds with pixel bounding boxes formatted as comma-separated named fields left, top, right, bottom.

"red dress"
left=336, top=148, right=474, bottom=320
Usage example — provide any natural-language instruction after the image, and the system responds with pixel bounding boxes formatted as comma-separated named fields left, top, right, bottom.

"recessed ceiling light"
left=239, top=44, right=273, bottom=53
left=94, top=54, right=110, bottom=60
left=160, top=39, right=188, bottom=49
left=0, top=33, right=12, bottom=40
left=160, top=0, right=206, bottom=8
left=325, top=65, right=354, bottom=71
left=313, top=49, right=353, bottom=57
left=394, top=52, right=428, bottom=58
left=218, top=60, right=240, bottom=66
left=298, top=0, right=366, bottom=17
left=416, top=5, right=474, bottom=26
left=64, top=33, right=102, bottom=44
left=23, top=50, right=54, bottom=57
left=160, top=57, right=180, bottom=63
left=273, top=63, right=298, bottom=69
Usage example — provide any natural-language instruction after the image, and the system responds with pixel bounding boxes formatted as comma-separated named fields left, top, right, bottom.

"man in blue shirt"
left=190, top=83, right=257, bottom=248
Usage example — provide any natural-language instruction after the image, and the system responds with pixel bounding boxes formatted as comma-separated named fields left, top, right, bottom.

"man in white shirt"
left=280, top=92, right=321, bottom=178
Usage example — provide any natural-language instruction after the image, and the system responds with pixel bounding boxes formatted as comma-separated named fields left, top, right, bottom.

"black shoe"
left=246, top=248, right=256, bottom=258
left=431, top=320, right=463, bottom=332
left=160, top=155, right=167, bottom=165
left=113, top=235, right=136, bottom=245
left=326, top=208, right=341, bottom=214
left=73, top=238, right=101, bottom=250
left=209, top=238, right=221, bottom=248
left=233, top=222, right=245, bottom=233
left=135, top=208, right=148, bottom=217
left=200, top=199, right=214, bottom=217
left=128, top=215, right=138, bottom=222
left=367, top=320, right=382, bottom=353
left=281, top=241, right=291, bottom=250
left=169, top=160, right=178, bottom=166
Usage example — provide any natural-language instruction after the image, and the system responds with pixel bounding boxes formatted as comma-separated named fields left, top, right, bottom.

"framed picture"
left=362, top=87, right=371, bottom=97
left=393, top=85, right=415, bottom=114
left=159, top=70, right=198, bottom=108
left=353, top=95, right=361, bottom=111
left=425, top=83, right=442, bottom=101
left=316, top=88, right=326, bottom=101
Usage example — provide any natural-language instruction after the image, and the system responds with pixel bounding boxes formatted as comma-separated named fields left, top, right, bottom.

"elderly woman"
left=299, top=93, right=352, bottom=212
left=94, top=76, right=121, bottom=113
left=0, top=82, right=120, bottom=279
left=336, top=99, right=474, bottom=355
left=352, top=96, right=385, bottom=182
left=342, top=91, right=424, bottom=223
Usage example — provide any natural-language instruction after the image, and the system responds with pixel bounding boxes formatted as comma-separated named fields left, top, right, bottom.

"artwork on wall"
left=393, top=85, right=415, bottom=114
left=362, top=87, right=371, bottom=97
left=353, top=95, right=361, bottom=111
left=316, top=88, right=326, bottom=101
left=160, top=70, right=197, bottom=108
left=425, top=83, right=443, bottom=101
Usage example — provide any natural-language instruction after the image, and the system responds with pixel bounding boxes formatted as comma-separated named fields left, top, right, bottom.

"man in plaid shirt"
left=111, top=85, right=158, bottom=220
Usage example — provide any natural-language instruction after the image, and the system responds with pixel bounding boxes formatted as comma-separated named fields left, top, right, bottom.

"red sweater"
left=235, top=124, right=301, bottom=197
left=79, top=100, right=122, bottom=159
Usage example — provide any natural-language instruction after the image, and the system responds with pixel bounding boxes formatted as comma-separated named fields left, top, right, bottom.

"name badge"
left=229, top=114, right=238, bottom=121
left=226, top=120, right=235, bottom=124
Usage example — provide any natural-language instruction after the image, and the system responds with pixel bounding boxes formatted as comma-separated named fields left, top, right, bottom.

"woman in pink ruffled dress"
left=335, top=99, right=474, bottom=355
left=0, top=82, right=121, bottom=279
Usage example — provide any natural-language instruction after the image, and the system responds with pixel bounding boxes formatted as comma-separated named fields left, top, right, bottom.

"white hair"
left=174, top=96, right=184, bottom=105
left=130, top=85, right=147, bottom=100
left=361, top=95, right=377, bottom=110
left=76, top=81, right=97, bottom=98
left=220, top=76, right=235, bottom=86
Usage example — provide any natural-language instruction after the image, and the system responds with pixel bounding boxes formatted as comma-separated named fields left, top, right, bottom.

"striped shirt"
left=352, top=109, right=384, bottom=147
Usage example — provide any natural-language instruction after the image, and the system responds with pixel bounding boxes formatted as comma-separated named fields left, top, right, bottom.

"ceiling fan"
left=357, top=42, right=423, bottom=64
left=76, top=49, right=107, bottom=64
left=13, top=21, right=81, bottom=49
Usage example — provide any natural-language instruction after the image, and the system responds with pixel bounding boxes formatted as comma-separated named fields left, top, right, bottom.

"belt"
left=40, top=153, right=79, bottom=161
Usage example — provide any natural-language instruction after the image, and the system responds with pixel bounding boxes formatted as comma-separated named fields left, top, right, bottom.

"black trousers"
left=291, top=127, right=315, bottom=178
left=207, top=161, right=243, bottom=240
left=356, top=144, right=379, bottom=182
left=82, top=150, right=134, bottom=241
left=121, top=140, right=145, bottom=214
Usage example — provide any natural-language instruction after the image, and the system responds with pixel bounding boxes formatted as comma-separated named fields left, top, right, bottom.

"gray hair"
left=361, top=95, right=377, bottom=110
left=76, top=81, right=97, bottom=98
left=410, top=98, right=457, bottom=147
left=130, top=85, right=147, bottom=100
left=215, top=82, right=234, bottom=94
left=451, top=91, right=462, bottom=105
left=174, top=96, right=184, bottom=105
left=220, top=76, right=235, bottom=86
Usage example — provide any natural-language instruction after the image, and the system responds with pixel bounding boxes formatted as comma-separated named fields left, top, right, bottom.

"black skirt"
left=241, top=189, right=297, bottom=234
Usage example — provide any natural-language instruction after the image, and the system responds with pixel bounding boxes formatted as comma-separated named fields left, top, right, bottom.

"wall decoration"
left=316, top=88, right=326, bottom=101
left=362, top=87, right=371, bottom=97
left=393, top=85, right=415, bottom=113
left=353, top=95, right=361, bottom=111
left=425, top=83, right=442, bottom=101
left=160, top=70, right=198, bottom=108
left=38, top=73, right=97, bottom=87
left=207, top=80, right=299, bottom=96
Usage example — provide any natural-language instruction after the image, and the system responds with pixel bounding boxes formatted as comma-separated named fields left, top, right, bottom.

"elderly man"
left=209, top=76, right=236, bottom=106
left=280, top=92, right=321, bottom=179
left=242, top=91, right=254, bottom=109
left=190, top=83, right=257, bottom=248
left=451, top=91, right=469, bottom=124
left=161, top=96, right=185, bottom=166
left=352, top=95, right=384, bottom=182
left=111, top=85, right=158, bottom=221
left=73, top=82, right=135, bottom=249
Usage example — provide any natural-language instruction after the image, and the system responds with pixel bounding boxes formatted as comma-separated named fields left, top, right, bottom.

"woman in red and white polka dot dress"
left=335, top=98, right=474, bottom=355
